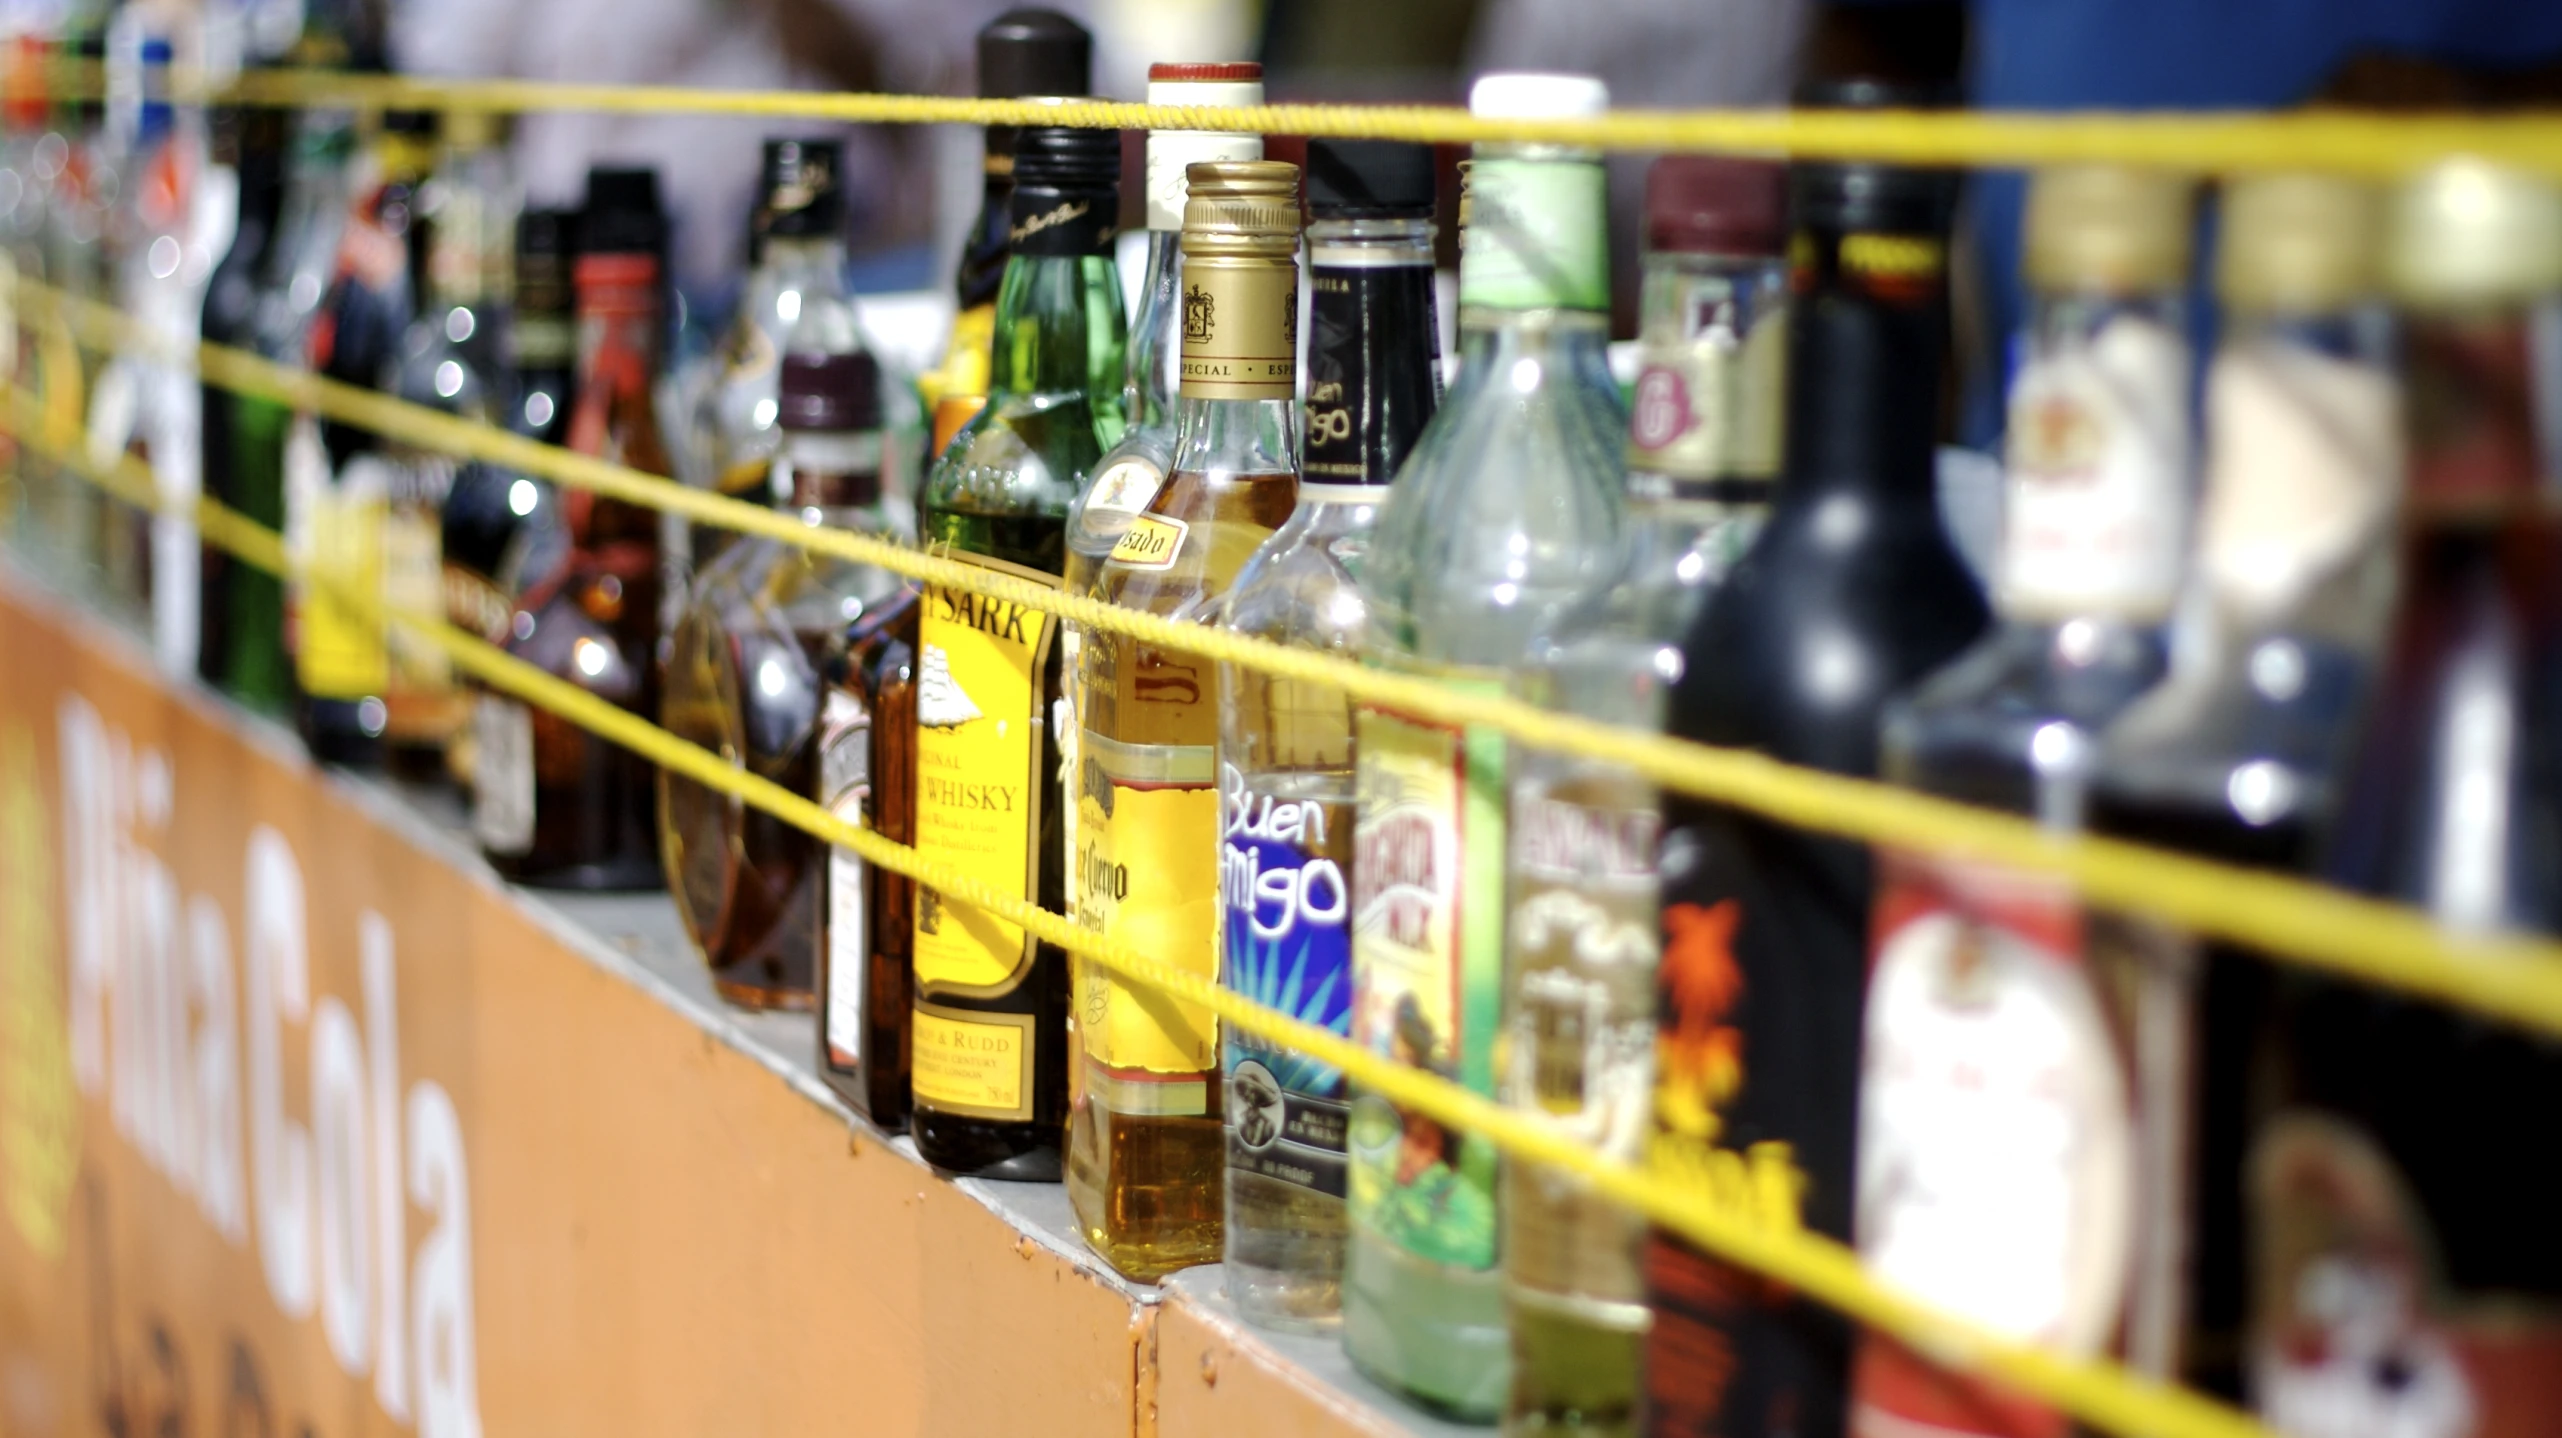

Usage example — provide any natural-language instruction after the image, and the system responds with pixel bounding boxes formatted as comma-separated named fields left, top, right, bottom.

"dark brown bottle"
left=817, top=588, right=919, bottom=1128
left=1645, top=94, right=1991, bottom=1438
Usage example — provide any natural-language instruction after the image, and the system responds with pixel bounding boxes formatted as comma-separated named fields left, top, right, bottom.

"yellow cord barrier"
left=0, top=392, right=2273, bottom=1438
left=25, top=60, right=2562, bottom=177
left=17, top=270, right=2562, bottom=1041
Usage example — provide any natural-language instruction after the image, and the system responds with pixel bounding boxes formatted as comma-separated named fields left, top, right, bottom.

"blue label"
left=1220, top=762, right=1354, bottom=1198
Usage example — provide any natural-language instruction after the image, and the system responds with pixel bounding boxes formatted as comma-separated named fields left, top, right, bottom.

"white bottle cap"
left=1146, top=63, right=1265, bottom=232
left=1468, top=72, right=1610, bottom=120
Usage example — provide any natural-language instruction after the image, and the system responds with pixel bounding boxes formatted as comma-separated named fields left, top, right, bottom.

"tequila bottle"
left=1500, top=154, right=1786, bottom=1438
left=1346, top=72, right=1627, bottom=1420
left=1220, top=137, right=1441, bottom=1331
left=1068, top=159, right=1301, bottom=1281
left=911, top=123, right=1125, bottom=1179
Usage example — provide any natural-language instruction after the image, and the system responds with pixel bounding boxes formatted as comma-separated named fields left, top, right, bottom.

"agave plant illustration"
left=1225, top=923, right=1349, bottom=1096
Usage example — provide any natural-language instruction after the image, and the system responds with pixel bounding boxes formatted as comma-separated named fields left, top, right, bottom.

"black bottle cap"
left=1306, top=139, right=1435, bottom=220
left=758, top=137, right=845, bottom=241
left=1789, top=78, right=1958, bottom=235
left=517, top=206, right=576, bottom=262
left=1012, top=123, right=1121, bottom=192
left=1009, top=124, right=1121, bottom=253
left=580, top=166, right=666, bottom=256
left=977, top=8, right=1091, bottom=99
left=383, top=107, right=437, bottom=136
left=780, top=350, right=884, bottom=433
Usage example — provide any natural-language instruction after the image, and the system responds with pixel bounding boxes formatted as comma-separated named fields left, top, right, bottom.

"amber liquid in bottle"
left=818, top=590, right=921, bottom=1127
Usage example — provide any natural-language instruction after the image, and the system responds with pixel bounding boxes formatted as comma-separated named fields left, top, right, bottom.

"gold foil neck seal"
left=2217, top=173, right=2383, bottom=314
left=2025, top=165, right=2193, bottom=295
left=2387, top=159, right=2562, bottom=311
left=1180, top=160, right=1301, bottom=261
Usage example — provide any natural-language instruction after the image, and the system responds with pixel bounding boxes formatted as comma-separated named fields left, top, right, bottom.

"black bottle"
left=196, top=104, right=290, bottom=699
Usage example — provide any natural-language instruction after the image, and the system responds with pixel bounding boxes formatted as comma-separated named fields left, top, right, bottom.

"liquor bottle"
left=2267, top=162, right=2562, bottom=1437
left=1501, top=154, right=1786, bottom=1438
left=1850, top=165, right=2197, bottom=1438
left=910, top=124, right=1125, bottom=1179
left=686, top=138, right=852, bottom=574
left=1066, top=159, right=1301, bottom=1280
left=817, top=576, right=922, bottom=1129
left=1643, top=109, right=1990, bottom=1438
left=1347, top=71, right=1627, bottom=1420
left=290, top=107, right=432, bottom=770
left=474, top=167, right=670, bottom=890
left=916, top=8, right=1091, bottom=445
left=2081, top=173, right=2395, bottom=1402
left=196, top=102, right=289, bottom=703
left=1219, top=137, right=1440, bottom=1332
left=661, top=288, right=903, bottom=1011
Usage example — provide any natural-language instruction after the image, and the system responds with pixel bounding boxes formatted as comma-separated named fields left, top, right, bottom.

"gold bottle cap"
left=2024, top=165, right=2193, bottom=295
left=445, top=107, right=501, bottom=151
left=2386, top=159, right=2562, bottom=311
left=2217, top=173, right=2383, bottom=314
left=1180, top=160, right=1302, bottom=260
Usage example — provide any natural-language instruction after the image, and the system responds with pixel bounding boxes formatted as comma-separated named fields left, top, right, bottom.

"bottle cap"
left=1012, top=121, right=1121, bottom=190
left=1469, top=71, right=1609, bottom=120
left=1645, top=154, right=1786, bottom=256
left=579, top=166, right=666, bottom=256
left=780, top=349, right=883, bottom=433
left=1149, top=61, right=1261, bottom=84
left=517, top=207, right=576, bottom=263
left=444, top=108, right=500, bottom=151
left=383, top=107, right=437, bottom=136
left=1144, top=62, right=1264, bottom=232
left=977, top=8, right=1091, bottom=99
left=2386, top=159, right=2562, bottom=310
left=2024, top=165, right=2193, bottom=295
left=2217, top=173, right=2381, bottom=314
left=1307, top=139, right=1436, bottom=221
left=1009, top=123, right=1121, bottom=253
left=1180, top=160, right=1301, bottom=259
left=1787, top=79, right=1957, bottom=235
left=758, top=137, right=845, bottom=241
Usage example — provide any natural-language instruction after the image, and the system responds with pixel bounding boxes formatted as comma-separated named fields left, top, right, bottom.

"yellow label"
left=1351, top=709, right=1464, bottom=1073
left=911, top=1006, right=1033, bottom=1120
left=1107, top=513, right=1188, bottom=571
left=912, top=552, right=1058, bottom=995
left=295, top=458, right=390, bottom=702
left=1076, top=735, right=1220, bottom=1091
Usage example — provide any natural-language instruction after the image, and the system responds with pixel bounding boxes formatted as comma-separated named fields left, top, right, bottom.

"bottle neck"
left=1125, top=229, right=1181, bottom=431
left=988, top=249, right=1120, bottom=408
left=783, top=427, right=886, bottom=515
left=1459, top=144, right=1608, bottom=314
left=755, top=234, right=849, bottom=305
left=1305, top=216, right=1439, bottom=490
left=2402, top=301, right=2550, bottom=522
left=1778, top=222, right=1950, bottom=505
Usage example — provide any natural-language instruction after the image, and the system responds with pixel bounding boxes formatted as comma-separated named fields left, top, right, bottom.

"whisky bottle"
left=1346, top=73, right=1628, bottom=1420
left=1501, top=154, right=1786, bottom=1438
left=817, top=577, right=921, bottom=1129
left=1067, top=159, right=1302, bottom=1282
left=911, top=123, right=1125, bottom=1179
left=1220, top=137, right=1441, bottom=1330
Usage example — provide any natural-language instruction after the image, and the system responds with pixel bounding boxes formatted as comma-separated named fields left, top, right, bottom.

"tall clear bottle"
left=910, top=124, right=1125, bottom=1179
left=1220, top=137, right=1441, bottom=1332
left=1067, top=159, right=1302, bottom=1281
left=1644, top=89, right=1991, bottom=1438
left=1345, top=72, right=1627, bottom=1420
left=1500, top=154, right=1787, bottom=1438
left=2081, top=173, right=2397, bottom=1403
left=1851, top=165, right=2198, bottom=1438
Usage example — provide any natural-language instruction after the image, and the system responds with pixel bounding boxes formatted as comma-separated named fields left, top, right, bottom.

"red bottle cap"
left=1645, top=155, right=1787, bottom=258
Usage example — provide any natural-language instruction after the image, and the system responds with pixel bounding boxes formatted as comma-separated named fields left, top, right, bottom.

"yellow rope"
left=16, top=271, right=2562, bottom=1041
left=21, top=61, right=2562, bottom=176
left=0, top=394, right=2271, bottom=1438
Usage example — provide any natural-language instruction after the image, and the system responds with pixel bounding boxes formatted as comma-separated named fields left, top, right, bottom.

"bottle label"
left=1347, top=700, right=1507, bottom=1270
left=1107, top=513, right=1188, bottom=570
left=2197, top=340, right=2403, bottom=626
left=1460, top=157, right=1608, bottom=313
left=1145, top=130, right=1262, bottom=233
left=911, top=1005, right=1034, bottom=1120
left=1221, top=762, right=1354, bottom=1198
left=1008, top=188, right=1118, bottom=258
left=1997, top=314, right=2191, bottom=624
left=1305, top=260, right=1441, bottom=486
left=1851, top=853, right=2133, bottom=1438
left=288, top=430, right=389, bottom=701
left=912, top=552, right=1059, bottom=996
left=1082, top=456, right=1167, bottom=520
left=820, top=690, right=871, bottom=1071
left=1075, top=731, right=1219, bottom=1111
left=1627, top=277, right=1785, bottom=491
left=470, top=694, right=535, bottom=856
left=1180, top=259, right=1298, bottom=402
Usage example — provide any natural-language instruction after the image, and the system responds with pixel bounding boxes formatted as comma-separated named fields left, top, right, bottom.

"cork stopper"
left=2217, top=173, right=2382, bottom=314
left=2025, top=165, right=2193, bottom=296
left=2386, top=159, right=2562, bottom=311
left=1180, top=160, right=1302, bottom=260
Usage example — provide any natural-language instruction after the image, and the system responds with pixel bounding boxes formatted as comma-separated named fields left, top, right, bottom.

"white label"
left=470, top=696, right=534, bottom=856
left=819, top=691, right=870, bottom=1066
left=1997, top=314, right=2191, bottom=623
left=2198, top=340, right=2403, bottom=626
left=1083, top=457, right=1165, bottom=519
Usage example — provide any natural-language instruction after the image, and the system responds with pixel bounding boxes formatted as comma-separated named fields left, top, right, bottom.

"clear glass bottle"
left=1066, top=159, right=1301, bottom=1281
left=1852, top=165, right=2199, bottom=1438
left=1220, top=137, right=1441, bottom=1333
left=910, top=123, right=1125, bottom=1180
left=1500, top=154, right=1787, bottom=1438
left=1345, top=72, right=1627, bottom=1420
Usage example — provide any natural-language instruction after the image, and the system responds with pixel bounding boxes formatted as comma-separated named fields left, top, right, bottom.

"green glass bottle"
left=911, top=122, right=1126, bottom=1180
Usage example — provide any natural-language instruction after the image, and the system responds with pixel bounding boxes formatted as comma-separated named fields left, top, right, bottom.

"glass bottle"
left=1850, top=165, right=2198, bottom=1438
left=817, top=574, right=922, bottom=1129
left=1644, top=98, right=1991, bottom=1438
left=1500, top=154, right=1787, bottom=1438
left=910, top=123, right=1125, bottom=1180
left=473, top=166, right=670, bottom=890
left=196, top=102, right=289, bottom=705
left=2268, top=162, right=2562, bottom=1438
left=2082, top=173, right=2397, bottom=1403
left=1345, top=72, right=1627, bottom=1420
left=661, top=296, right=902, bottom=1011
left=1220, top=137, right=1441, bottom=1333
left=1066, top=159, right=1301, bottom=1281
